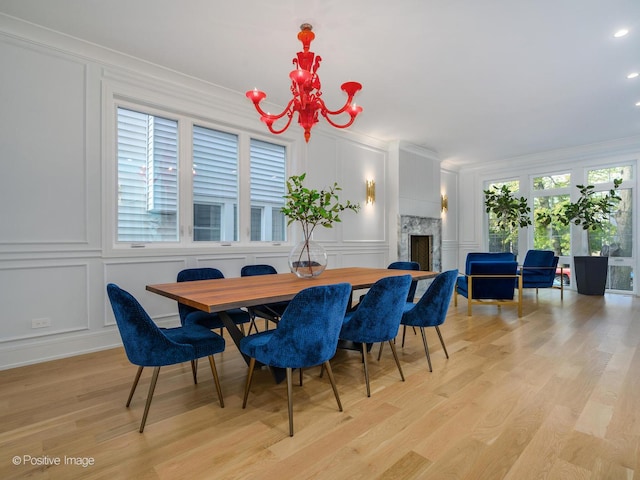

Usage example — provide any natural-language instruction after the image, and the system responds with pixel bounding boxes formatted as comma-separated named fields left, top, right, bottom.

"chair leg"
left=126, top=366, right=144, bottom=407
left=420, top=328, right=433, bottom=372
left=248, top=317, right=258, bottom=335
left=435, top=326, right=449, bottom=359
left=299, top=368, right=303, bottom=386
left=190, top=359, right=198, bottom=385
left=377, top=342, right=384, bottom=361
left=362, top=343, right=371, bottom=397
left=286, top=367, right=294, bottom=437
left=242, top=357, right=257, bottom=409
left=388, top=340, right=405, bottom=382
left=139, top=366, right=161, bottom=433
left=401, top=324, right=407, bottom=348
left=323, top=361, right=343, bottom=412
left=207, top=355, right=224, bottom=408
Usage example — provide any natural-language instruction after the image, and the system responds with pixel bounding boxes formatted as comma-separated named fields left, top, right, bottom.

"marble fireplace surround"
left=398, top=215, right=442, bottom=273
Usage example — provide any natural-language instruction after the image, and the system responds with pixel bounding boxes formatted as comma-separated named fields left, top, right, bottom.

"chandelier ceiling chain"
left=246, top=23, right=363, bottom=142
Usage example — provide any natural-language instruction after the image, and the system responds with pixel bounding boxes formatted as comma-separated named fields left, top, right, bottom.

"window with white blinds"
left=117, top=107, right=179, bottom=242
left=250, top=139, right=286, bottom=241
left=115, top=105, right=287, bottom=246
left=192, top=126, right=239, bottom=242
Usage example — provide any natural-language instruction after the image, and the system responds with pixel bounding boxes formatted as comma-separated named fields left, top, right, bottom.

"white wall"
left=0, top=15, right=394, bottom=369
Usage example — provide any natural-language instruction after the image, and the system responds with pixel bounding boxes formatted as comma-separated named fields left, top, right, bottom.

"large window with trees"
left=486, top=179, right=521, bottom=255
left=586, top=165, right=634, bottom=292
left=532, top=173, right=571, bottom=256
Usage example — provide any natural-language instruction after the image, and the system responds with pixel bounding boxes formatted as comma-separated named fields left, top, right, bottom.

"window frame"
left=104, top=91, right=294, bottom=256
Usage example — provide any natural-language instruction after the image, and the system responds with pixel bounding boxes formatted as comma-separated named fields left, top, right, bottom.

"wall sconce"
left=441, top=194, right=448, bottom=213
left=366, top=179, right=376, bottom=204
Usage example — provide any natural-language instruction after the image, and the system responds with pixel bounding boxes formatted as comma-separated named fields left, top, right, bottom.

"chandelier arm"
left=253, top=98, right=296, bottom=122
left=265, top=112, right=295, bottom=135
left=320, top=110, right=358, bottom=129
left=321, top=97, right=357, bottom=116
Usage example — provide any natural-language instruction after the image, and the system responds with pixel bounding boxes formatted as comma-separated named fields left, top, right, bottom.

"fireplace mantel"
left=398, top=215, right=442, bottom=272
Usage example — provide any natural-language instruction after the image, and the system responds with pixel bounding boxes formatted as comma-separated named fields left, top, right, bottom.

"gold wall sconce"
left=366, top=179, right=376, bottom=204
left=441, top=194, right=448, bottom=212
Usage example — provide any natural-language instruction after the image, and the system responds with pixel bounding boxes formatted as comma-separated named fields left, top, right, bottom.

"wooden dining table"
left=147, top=266, right=437, bottom=380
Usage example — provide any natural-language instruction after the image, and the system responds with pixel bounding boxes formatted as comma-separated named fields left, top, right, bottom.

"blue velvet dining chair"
left=106, top=283, right=225, bottom=432
left=400, top=269, right=458, bottom=372
left=388, top=261, right=421, bottom=302
left=339, top=274, right=412, bottom=397
left=240, top=282, right=352, bottom=437
left=177, top=268, right=254, bottom=334
left=240, top=264, right=289, bottom=330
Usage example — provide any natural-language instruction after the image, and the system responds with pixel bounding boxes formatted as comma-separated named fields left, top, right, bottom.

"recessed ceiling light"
left=636, top=101, right=640, bottom=107
left=627, top=72, right=639, bottom=79
left=614, top=28, right=629, bottom=38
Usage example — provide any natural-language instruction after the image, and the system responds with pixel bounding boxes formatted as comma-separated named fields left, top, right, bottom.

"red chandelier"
left=246, top=23, right=363, bottom=143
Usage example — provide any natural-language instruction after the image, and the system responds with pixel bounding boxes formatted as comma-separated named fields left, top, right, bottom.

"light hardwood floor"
left=1, top=289, right=639, bottom=479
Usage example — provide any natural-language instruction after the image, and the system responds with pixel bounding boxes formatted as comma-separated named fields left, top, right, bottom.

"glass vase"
left=288, top=239, right=327, bottom=278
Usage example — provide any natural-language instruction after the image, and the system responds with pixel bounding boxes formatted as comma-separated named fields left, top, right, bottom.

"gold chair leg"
left=401, top=324, right=407, bottom=348
left=362, top=343, right=371, bottom=397
left=191, top=359, right=198, bottom=384
left=323, top=361, right=343, bottom=412
left=207, top=355, right=224, bottom=408
left=388, top=340, right=405, bottom=381
left=420, top=328, right=432, bottom=372
left=286, top=367, right=294, bottom=436
left=377, top=342, right=384, bottom=361
left=126, top=366, right=144, bottom=407
left=140, top=366, right=160, bottom=433
left=435, top=326, right=449, bottom=359
left=242, top=357, right=257, bottom=409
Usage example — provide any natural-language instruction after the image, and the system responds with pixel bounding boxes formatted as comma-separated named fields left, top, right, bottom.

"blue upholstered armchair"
left=454, top=252, right=523, bottom=317
left=240, top=283, right=352, bottom=437
left=519, top=250, right=562, bottom=299
left=106, top=284, right=225, bottom=432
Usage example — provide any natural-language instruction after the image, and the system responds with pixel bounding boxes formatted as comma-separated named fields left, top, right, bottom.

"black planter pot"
left=573, top=256, right=609, bottom=295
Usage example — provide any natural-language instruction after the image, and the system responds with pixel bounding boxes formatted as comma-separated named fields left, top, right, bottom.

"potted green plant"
left=539, top=179, right=622, bottom=295
left=281, top=173, right=360, bottom=278
left=483, top=184, right=532, bottom=254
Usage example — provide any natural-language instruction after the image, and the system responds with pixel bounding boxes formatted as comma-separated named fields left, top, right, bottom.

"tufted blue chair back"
left=340, top=275, right=412, bottom=344
left=388, top=261, right=420, bottom=302
left=240, top=283, right=352, bottom=369
left=241, top=264, right=278, bottom=276
left=107, top=283, right=196, bottom=367
left=176, top=268, right=224, bottom=324
left=402, top=270, right=458, bottom=327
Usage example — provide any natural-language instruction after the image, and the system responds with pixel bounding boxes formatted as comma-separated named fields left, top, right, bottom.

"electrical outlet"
left=31, top=318, right=51, bottom=329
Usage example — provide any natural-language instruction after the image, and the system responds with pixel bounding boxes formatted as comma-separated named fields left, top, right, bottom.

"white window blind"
left=192, top=126, right=239, bottom=242
left=250, top=139, right=286, bottom=241
left=117, top=107, right=178, bottom=242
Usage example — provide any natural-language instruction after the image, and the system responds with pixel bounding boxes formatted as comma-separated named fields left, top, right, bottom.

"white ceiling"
left=1, top=0, right=639, bottom=168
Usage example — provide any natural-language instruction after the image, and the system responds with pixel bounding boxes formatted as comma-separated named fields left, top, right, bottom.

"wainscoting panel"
left=103, top=258, right=187, bottom=326
left=0, top=263, right=89, bottom=341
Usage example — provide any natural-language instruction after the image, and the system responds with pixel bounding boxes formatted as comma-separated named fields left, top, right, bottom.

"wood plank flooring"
left=1, top=289, right=638, bottom=479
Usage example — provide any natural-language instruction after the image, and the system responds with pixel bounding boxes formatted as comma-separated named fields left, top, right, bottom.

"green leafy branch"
left=483, top=184, right=532, bottom=230
left=281, top=173, right=360, bottom=242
